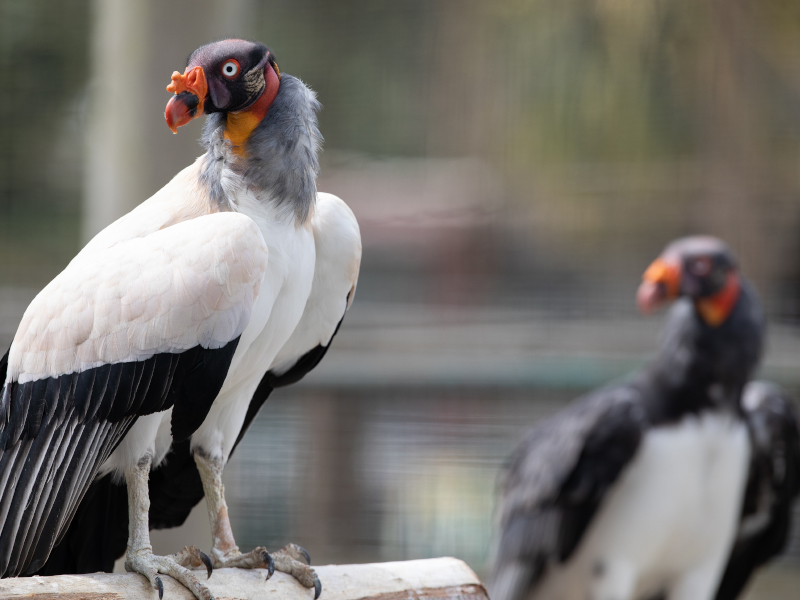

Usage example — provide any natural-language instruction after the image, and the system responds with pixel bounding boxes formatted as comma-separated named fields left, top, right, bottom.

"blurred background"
left=2, top=0, right=800, bottom=597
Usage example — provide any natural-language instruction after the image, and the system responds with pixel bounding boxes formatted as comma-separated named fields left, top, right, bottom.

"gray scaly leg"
left=193, top=449, right=321, bottom=598
left=124, top=452, right=215, bottom=600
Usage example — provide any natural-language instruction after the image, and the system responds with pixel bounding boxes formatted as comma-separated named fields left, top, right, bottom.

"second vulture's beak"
left=165, top=65, right=207, bottom=133
left=637, top=257, right=681, bottom=314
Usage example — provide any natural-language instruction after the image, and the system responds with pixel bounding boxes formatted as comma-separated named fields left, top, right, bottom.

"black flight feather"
left=714, top=383, right=800, bottom=600
left=0, top=336, right=241, bottom=578
left=87, top=363, right=111, bottom=421
left=170, top=337, right=240, bottom=442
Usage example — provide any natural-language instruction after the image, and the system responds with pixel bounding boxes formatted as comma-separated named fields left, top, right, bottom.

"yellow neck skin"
left=695, top=273, right=741, bottom=327
left=224, top=111, right=262, bottom=152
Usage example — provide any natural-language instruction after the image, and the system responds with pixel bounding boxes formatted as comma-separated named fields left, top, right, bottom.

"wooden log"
left=0, top=557, right=487, bottom=600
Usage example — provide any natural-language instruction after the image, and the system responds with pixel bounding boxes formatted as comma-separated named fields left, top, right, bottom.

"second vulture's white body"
left=531, top=412, right=751, bottom=600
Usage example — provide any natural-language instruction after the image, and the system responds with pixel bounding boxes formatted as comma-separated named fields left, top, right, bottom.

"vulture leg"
left=124, top=453, right=214, bottom=600
left=193, top=450, right=321, bottom=598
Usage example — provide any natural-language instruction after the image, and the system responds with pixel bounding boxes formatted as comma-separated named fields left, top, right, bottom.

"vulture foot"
left=208, top=545, right=275, bottom=575
left=126, top=550, right=215, bottom=600
left=273, top=543, right=322, bottom=599
left=193, top=452, right=319, bottom=596
left=173, top=545, right=214, bottom=578
left=209, top=543, right=320, bottom=598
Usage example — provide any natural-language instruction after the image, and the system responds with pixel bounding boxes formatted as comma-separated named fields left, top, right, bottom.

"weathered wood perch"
left=0, top=557, right=487, bottom=600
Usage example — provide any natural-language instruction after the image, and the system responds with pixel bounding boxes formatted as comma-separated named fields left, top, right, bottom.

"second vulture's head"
left=636, top=236, right=742, bottom=327
left=164, top=39, right=281, bottom=146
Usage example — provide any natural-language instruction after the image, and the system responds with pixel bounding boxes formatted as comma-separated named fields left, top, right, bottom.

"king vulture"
left=489, top=236, right=800, bottom=600
left=0, top=39, right=361, bottom=600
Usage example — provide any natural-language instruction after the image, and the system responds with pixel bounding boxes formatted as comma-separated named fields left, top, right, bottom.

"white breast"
left=532, top=412, right=751, bottom=600
left=187, top=181, right=317, bottom=460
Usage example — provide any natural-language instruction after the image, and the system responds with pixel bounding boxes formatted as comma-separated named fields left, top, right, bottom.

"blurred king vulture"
left=0, top=39, right=361, bottom=600
left=489, top=236, right=800, bottom=600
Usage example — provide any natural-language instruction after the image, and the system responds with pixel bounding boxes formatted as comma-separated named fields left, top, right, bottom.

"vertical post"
left=83, top=0, right=150, bottom=241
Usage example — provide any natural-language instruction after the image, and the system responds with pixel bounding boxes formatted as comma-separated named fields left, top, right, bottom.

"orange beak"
left=165, top=66, right=208, bottom=133
left=637, top=257, right=681, bottom=314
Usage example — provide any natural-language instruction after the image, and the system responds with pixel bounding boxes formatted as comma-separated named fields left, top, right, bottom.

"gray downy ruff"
left=200, top=74, right=322, bottom=224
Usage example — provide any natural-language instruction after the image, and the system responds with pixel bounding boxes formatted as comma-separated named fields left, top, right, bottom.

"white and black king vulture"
left=489, top=236, right=800, bottom=600
left=0, top=39, right=361, bottom=600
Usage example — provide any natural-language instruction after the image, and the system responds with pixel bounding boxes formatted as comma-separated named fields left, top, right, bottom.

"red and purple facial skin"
left=163, top=39, right=280, bottom=135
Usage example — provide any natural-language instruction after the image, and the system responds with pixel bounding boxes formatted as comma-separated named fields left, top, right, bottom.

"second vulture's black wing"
left=714, top=381, right=800, bottom=600
left=489, top=384, right=647, bottom=600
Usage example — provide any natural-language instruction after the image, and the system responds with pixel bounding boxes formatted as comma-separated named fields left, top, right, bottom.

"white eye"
left=221, top=60, right=239, bottom=78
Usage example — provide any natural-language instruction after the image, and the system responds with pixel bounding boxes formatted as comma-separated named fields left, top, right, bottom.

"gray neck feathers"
left=199, top=74, right=322, bottom=223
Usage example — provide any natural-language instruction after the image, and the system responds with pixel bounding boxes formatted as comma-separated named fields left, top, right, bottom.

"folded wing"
left=0, top=212, right=267, bottom=577
left=714, top=382, right=800, bottom=600
left=489, top=386, right=646, bottom=600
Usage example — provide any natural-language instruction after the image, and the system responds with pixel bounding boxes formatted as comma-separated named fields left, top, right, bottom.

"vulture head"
left=165, top=39, right=281, bottom=144
left=637, top=236, right=741, bottom=327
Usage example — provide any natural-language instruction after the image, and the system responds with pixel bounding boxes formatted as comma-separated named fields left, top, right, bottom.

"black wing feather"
left=714, top=382, right=800, bottom=600
left=73, top=368, right=96, bottom=421
left=489, top=385, right=647, bottom=600
left=128, top=357, right=155, bottom=415
left=24, top=379, right=49, bottom=439
left=171, top=340, right=241, bottom=442
left=0, top=336, right=241, bottom=577
left=88, top=363, right=111, bottom=422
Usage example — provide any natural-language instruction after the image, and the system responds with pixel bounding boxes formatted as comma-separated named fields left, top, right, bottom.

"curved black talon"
left=297, top=544, right=312, bottom=565
left=200, top=550, right=213, bottom=579
left=263, top=551, right=275, bottom=579
left=313, top=573, right=322, bottom=600
left=156, top=576, right=164, bottom=600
